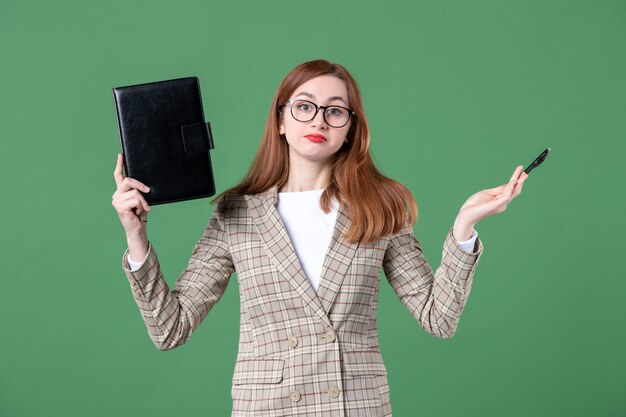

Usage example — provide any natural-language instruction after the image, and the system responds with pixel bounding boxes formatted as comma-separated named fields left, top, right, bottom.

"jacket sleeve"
left=121, top=197, right=235, bottom=350
left=382, top=223, right=483, bottom=338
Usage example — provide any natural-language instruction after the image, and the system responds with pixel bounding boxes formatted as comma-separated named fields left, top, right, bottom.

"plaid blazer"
left=122, top=185, right=483, bottom=417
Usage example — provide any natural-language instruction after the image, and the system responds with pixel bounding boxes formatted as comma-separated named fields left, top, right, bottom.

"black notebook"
left=112, top=77, right=216, bottom=205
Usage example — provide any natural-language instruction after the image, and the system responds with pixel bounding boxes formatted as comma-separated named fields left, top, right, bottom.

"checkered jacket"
left=122, top=185, right=483, bottom=416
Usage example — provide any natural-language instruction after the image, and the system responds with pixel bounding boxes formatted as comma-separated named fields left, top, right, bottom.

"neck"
left=280, top=158, right=332, bottom=192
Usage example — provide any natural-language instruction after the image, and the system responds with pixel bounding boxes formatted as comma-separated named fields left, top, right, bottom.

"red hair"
left=218, top=59, right=417, bottom=243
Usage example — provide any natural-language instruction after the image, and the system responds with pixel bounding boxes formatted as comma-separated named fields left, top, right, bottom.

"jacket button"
left=324, top=331, right=336, bottom=343
left=328, top=386, right=340, bottom=398
left=288, top=336, right=298, bottom=348
left=290, top=390, right=301, bottom=402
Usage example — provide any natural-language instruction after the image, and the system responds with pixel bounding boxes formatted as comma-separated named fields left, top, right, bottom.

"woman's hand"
left=112, top=153, right=151, bottom=236
left=453, top=165, right=528, bottom=240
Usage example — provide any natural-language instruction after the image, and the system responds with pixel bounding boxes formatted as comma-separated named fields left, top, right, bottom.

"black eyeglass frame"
left=281, top=99, right=356, bottom=128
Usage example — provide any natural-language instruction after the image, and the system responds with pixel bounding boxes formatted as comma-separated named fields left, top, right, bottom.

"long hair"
left=217, top=59, right=417, bottom=243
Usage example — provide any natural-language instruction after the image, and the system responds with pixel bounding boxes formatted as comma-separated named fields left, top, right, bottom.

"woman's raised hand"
left=112, top=153, right=151, bottom=236
left=453, top=165, right=528, bottom=240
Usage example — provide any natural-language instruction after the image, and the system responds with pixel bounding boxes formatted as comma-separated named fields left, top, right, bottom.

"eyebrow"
left=294, top=91, right=348, bottom=105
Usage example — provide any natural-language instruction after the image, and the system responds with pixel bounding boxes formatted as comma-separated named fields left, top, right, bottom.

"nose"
left=310, top=107, right=328, bottom=128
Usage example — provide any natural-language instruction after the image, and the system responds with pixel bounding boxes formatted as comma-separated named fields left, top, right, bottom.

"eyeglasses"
left=282, top=99, right=354, bottom=128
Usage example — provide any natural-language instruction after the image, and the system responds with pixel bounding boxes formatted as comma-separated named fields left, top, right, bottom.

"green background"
left=1, top=0, right=624, bottom=416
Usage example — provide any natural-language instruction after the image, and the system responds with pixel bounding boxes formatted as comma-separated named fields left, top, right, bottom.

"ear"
left=279, top=123, right=286, bottom=135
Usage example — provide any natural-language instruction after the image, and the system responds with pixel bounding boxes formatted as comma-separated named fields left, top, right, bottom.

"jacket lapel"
left=315, top=203, right=360, bottom=315
left=246, top=186, right=332, bottom=328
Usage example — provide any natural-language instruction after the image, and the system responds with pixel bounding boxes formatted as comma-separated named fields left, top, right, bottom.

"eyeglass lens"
left=290, top=100, right=350, bottom=128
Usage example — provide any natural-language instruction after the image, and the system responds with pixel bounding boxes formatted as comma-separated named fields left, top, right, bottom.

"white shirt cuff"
left=456, top=229, right=478, bottom=253
left=127, top=254, right=144, bottom=272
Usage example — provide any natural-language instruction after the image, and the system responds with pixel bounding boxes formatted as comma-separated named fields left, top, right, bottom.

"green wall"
left=1, top=1, right=624, bottom=416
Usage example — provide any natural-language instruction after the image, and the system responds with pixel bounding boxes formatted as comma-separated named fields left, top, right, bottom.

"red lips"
left=305, top=134, right=326, bottom=143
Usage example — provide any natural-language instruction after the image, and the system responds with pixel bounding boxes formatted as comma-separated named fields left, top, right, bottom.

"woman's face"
left=279, top=75, right=352, bottom=167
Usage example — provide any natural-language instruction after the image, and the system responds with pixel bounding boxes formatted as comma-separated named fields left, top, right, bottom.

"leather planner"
left=112, top=77, right=216, bottom=205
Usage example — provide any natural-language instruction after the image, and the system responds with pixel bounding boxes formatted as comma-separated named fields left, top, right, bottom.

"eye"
left=326, top=107, right=345, bottom=116
left=296, top=101, right=314, bottom=112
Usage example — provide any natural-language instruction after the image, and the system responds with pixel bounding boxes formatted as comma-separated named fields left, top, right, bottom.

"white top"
left=127, top=190, right=478, bottom=293
left=276, top=189, right=338, bottom=292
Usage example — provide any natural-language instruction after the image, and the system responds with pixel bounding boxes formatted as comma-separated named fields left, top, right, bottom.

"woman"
left=112, top=59, right=527, bottom=417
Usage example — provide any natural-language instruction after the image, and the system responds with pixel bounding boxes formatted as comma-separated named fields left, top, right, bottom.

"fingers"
left=485, top=166, right=524, bottom=196
left=119, top=177, right=151, bottom=194
left=493, top=167, right=528, bottom=212
left=484, top=184, right=507, bottom=196
left=138, top=211, right=149, bottom=223
left=510, top=165, right=524, bottom=181
left=112, top=152, right=151, bottom=218
left=113, top=153, right=125, bottom=187
left=504, top=165, right=524, bottom=194
left=506, top=167, right=527, bottom=197
left=511, top=172, right=528, bottom=199
left=113, top=188, right=151, bottom=215
left=111, top=153, right=152, bottom=234
left=113, top=154, right=150, bottom=193
left=129, top=189, right=150, bottom=214
left=467, top=166, right=529, bottom=221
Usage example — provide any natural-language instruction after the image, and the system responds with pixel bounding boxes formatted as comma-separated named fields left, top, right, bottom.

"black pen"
left=524, top=148, right=551, bottom=174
